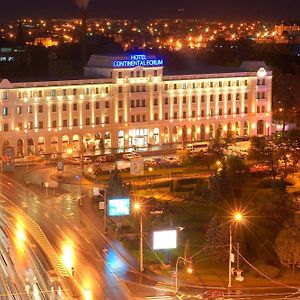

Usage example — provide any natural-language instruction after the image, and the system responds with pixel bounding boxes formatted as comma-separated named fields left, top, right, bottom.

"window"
left=210, top=82, right=213, bottom=88
left=85, top=102, right=90, bottom=110
left=63, top=119, right=67, bottom=127
left=174, top=97, right=178, bottom=104
left=257, top=92, right=260, bottom=99
left=3, top=107, right=8, bottom=116
left=173, top=112, right=177, bottom=119
left=262, top=79, right=266, bottom=85
left=142, top=114, right=146, bottom=122
left=201, top=110, right=204, bottom=117
left=130, top=86, right=134, bottom=93
left=182, top=83, right=187, bottom=89
left=164, top=98, right=169, bottom=105
left=257, top=106, right=260, bottom=113
left=105, top=87, right=109, bottom=94
left=192, top=96, right=196, bottom=103
left=130, top=100, right=135, bottom=107
left=262, top=106, right=265, bottom=113
left=174, top=83, right=177, bottom=90
left=244, top=80, right=248, bottom=86
left=228, top=108, right=231, bottom=115
left=165, top=112, right=168, bottom=120
left=136, top=99, right=140, bottom=107
left=209, top=109, right=214, bottom=116
left=154, top=70, right=158, bottom=76
left=201, top=95, right=205, bottom=103
left=244, top=92, right=248, bottom=100
left=118, top=72, right=122, bottom=78
left=85, top=88, right=89, bottom=95
left=183, top=111, right=186, bottom=118
left=192, top=82, right=196, bottom=89
left=27, top=121, right=33, bottom=130
left=28, top=106, right=33, bottom=113
left=142, top=85, right=146, bottom=92
left=17, top=92, right=21, bottom=98
left=86, top=117, right=90, bottom=125
left=219, top=81, right=222, bottom=87
left=210, top=95, right=214, bottom=102
left=154, top=98, right=158, bottom=106
left=95, top=117, right=100, bottom=125
left=257, top=79, right=261, bottom=86
left=3, top=91, right=8, bottom=100
left=244, top=107, right=248, bottom=114
left=236, top=80, right=240, bottom=86
left=183, top=96, right=187, bottom=104
left=131, top=115, right=135, bottom=123
left=262, top=92, right=265, bottom=99
left=130, top=71, right=134, bottom=77
left=38, top=105, right=43, bottom=113
left=52, top=120, right=57, bottom=128
left=219, top=94, right=223, bottom=102
left=236, top=94, right=240, bottom=101
left=38, top=90, right=43, bottom=97
left=192, top=110, right=196, bottom=117
left=62, top=103, right=67, bottom=111
left=73, top=103, right=77, bottom=111
left=16, top=106, right=22, bottom=114
left=154, top=84, right=158, bottom=91
left=118, top=86, right=122, bottom=93
left=95, top=87, right=99, bottom=94
left=219, top=108, right=222, bottom=115
left=164, top=84, right=168, bottom=90
left=73, top=119, right=78, bottom=126
left=154, top=113, right=158, bottom=120
left=51, top=89, right=56, bottom=97
left=118, top=116, right=123, bottom=123
left=141, top=99, right=146, bottom=107
left=3, top=124, right=8, bottom=131
left=105, top=101, right=109, bottom=108
left=96, top=101, right=100, bottom=109
left=143, top=71, right=146, bottom=77
left=38, top=121, right=43, bottom=129
left=118, top=100, right=123, bottom=108
left=105, top=116, right=109, bottom=124
left=201, top=82, right=205, bottom=88
left=228, top=81, right=231, bottom=87
left=73, top=88, right=77, bottom=95
left=228, top=94, right=232, bottom=101
left=62, top=89, right=67, bottom=96
left=236, top=107, right=240, bottom=114
left=52, top=104, right=56, bottom=112
left=136, top=71, right=140, bottom=77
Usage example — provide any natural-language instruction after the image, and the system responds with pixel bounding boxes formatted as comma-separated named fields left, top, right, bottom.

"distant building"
left=0, top=54, right=272, bottom=156
left=34, top=37, right=58, bottom=48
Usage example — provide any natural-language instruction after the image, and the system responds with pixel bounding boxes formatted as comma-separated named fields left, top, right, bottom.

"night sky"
left=1, top=0, right=300, bottom=21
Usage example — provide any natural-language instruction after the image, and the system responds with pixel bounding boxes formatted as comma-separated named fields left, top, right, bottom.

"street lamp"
left=228, top=212, right=243, bottom=288
left=133, top=202, right=144, bottom=272
left=174, top=256, right=193, bottom=294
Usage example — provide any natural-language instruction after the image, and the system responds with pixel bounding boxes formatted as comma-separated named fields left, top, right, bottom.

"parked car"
left=105, top=155, right=116, bottom=162
left=250, top=163, right=270, bottom=173
left=203, top=290, right=224, bottom=300
left=82, top=157, right=92, bottom=164
left=163, top=157, right=180, bottom=166
left=95, top=155, right=107, bottom=163
left=71, top=157, right=81, bottom=165
left=144, top=158, right=157, bottom=167
left=123, top=153, right=142, bottom=160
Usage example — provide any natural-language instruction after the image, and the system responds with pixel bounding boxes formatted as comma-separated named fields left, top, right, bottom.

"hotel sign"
left=113, top=54, right=164, bottom=68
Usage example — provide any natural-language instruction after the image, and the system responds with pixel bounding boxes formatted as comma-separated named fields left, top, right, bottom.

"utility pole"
left=228, top=225, right=232, bottom=288
left=139, top=210, right=144, bottom=272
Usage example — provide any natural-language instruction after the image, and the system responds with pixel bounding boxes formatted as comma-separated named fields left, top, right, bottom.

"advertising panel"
left=153, top=230, right=177, bottom=250
left=130, top=158, right=144, bottom=176
left=2, top=146, right=14, bottom=172
left=108, top=198, right=130, bottom=217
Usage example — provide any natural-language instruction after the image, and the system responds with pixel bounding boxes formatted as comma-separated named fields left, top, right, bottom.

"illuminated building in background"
left=0, top=54, right=272, bottom=156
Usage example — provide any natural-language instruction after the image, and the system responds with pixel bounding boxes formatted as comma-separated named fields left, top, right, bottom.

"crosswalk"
left=155, top=282, right=176, bottom=293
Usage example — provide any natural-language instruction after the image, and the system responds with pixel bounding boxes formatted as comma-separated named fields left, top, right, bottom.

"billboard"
left=130, top=158, right=144, bottom=176
left=108, top=198, right=130, bottom=217
left=2, top=146, right=14, bottom=172
left=153, top=230, right=177, bottom=250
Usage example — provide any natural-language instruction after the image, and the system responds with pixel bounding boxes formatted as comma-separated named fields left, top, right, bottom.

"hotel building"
left=0, top=54, right=272, bottom=156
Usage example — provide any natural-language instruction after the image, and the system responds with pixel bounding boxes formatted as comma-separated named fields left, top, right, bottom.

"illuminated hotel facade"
left=0, top=54, right=272, bottom=156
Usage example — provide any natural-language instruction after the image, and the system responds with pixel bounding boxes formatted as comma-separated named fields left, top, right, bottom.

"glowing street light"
left=228, top=212, right=244, bottom=288
left=62, top=241, right=74, bottom=275
left=174, top=256, right=193, bottom=294
left=133, top=202, right=143, bottom=272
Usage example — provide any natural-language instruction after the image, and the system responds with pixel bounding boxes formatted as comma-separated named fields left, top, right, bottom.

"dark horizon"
left=1, top=0, right=300, bottom=22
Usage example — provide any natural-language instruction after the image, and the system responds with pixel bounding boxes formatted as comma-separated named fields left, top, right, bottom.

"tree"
left=204, top=215, right=228, bottom=261
left=275, top=220, right=300, bottom=273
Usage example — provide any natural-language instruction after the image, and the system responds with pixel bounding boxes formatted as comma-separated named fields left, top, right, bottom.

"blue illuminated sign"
left=113, top=54, right=164, bottom=68
left=108, top=198, right=130, bottom=216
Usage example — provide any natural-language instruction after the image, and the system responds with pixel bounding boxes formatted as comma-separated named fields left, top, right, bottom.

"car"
left=71, top=157, right=81, bottom=165
left=46, top=270, right=61, bottom=290
left=144, top=158, right=157, bottom=167
left=95, top=155, right=107, bottom=163
left=123, top=153, right=142, bottom=160
left=82, top=157, right=92, bottom=164
left=249, top=163, right=270, bottom=173
left=105, top=155, right=116, bottom=162
left=203, top=290, right=224, bottom=300
left=163, top=157, right=180, bottom=165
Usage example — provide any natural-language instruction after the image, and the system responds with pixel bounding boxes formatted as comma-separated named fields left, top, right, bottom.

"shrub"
left=254, top=263, right=280, bottom=279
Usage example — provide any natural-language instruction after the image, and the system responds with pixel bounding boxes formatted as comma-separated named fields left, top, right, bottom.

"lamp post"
left=174, top=256, right=193, bottom=295
left=134, top=202, right=144, bottom=272
left=228, top=212, right=243, bottom=288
